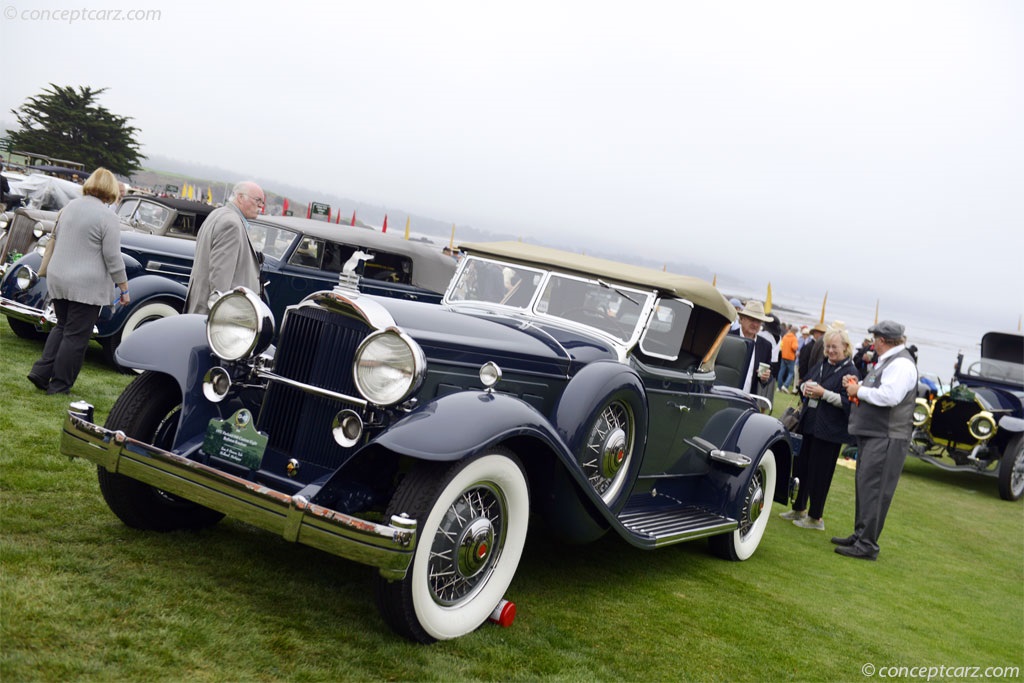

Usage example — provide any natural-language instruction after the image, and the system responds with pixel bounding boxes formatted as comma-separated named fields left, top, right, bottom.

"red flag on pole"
left=306, top=203, right=311, bottom=219
left=282, top=198, right=289, bottom=216
left=381, top=214, right=388, bottom=233
left=350, top=210, right=356, bottom=227
left=336, top=209, right=341, bottom=224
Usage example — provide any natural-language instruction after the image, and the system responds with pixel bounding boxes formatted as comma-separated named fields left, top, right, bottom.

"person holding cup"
left=779, top=327, right=860, bottom=531
left=727, top=300, right=775, bottom=395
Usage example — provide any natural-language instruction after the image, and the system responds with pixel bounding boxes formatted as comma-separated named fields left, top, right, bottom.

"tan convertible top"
left=459, top=241, right=736, bottom=322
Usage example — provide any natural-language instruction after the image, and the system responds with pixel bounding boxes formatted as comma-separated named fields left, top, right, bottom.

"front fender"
left=997, top=415, right=1024, bottom=434
left=372, top=390, right=567, bottom=462
left=115, top=313, right=213, bottom=390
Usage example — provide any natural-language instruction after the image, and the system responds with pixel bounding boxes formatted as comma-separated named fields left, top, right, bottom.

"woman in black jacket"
left=779, top=327, right=860, bottom=530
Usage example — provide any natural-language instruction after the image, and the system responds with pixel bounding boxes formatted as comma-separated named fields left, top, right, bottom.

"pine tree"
left=7, top=84, right=145, bottom=176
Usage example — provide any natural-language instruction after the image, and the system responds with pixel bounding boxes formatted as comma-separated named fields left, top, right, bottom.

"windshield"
left=248, top=222, right=299, bottom=262
left=447, top=256, right=651, bottom=342
left=963, top=358, right=1024, bottom=386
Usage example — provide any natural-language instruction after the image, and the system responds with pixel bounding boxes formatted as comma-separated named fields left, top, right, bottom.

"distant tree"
left=7, top=84, right=145, bottom=176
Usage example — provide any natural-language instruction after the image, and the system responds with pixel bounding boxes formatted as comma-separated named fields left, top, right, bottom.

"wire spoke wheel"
left=375, top=448, right=529, bottom=642
left=580, top=399, right=634, bottom=504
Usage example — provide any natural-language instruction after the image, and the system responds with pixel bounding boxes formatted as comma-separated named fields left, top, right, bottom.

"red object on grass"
left=488, top=599, right=516, bottom=628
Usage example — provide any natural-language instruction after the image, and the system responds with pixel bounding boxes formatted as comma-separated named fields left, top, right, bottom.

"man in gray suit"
left=833, top=320, right=918, bottom=560
left=185, top=181, right=265, bottom=314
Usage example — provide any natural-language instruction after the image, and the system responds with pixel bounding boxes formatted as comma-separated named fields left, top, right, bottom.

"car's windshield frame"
left=445, top=255, right=658, bottom=345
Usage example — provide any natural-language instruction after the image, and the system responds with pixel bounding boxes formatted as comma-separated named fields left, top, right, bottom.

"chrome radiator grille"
left=258, top=306, right=371, bottom=468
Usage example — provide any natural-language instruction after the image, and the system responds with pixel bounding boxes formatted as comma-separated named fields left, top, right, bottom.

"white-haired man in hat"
left=833, top=319, right=918, bottom=561
left=727, top=300, right=775, bottom=395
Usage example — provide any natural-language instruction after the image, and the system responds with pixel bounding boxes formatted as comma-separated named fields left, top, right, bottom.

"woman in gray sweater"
left=28, top=168, right=129, bottom=394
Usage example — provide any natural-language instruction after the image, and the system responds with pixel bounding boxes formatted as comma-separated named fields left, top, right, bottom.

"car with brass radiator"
left=910, top=331, right=1024, bottom=501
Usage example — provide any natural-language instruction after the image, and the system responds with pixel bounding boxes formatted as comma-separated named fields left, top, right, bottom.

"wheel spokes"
left=428, top=484, right=506, bottom=606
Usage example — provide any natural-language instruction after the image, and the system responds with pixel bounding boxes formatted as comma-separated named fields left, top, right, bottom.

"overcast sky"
left=2, top=0, right=1021, bottom=331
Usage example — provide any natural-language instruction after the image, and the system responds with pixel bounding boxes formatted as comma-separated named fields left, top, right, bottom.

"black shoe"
left=831, top=535, right=857, bottom=547
left=46, top=385, right=70, bottom=395
left=27, top=374, right=49, bottom=391
left=834, top=545, right=877, bottom=561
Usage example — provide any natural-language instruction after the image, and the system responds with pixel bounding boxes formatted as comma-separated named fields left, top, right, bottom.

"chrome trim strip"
left=60, top=410, right=414, bottom=578
left=145, top=261, right=192, bottom=276
left=256, top=368, right=368, bottom=407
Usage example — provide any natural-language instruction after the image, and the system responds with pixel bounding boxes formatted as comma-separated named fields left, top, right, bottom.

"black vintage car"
left=0, top=216, right=455, bottom=369
left=910, top=331, right=1024, bottom=501
left=115, top=196, right=216, bottom=239
left=59, top=240, right=794, bottom=642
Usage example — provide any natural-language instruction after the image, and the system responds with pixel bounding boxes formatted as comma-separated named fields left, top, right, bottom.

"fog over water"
left=1, top=1, right=1020, bottom=339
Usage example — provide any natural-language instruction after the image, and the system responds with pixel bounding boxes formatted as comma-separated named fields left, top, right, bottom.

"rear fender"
left=696, top=411, right=792, bottom=513
left=99, top=275, right=187, bottom=336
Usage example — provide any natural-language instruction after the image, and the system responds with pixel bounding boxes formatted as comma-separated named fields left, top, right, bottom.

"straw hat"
left=737, top=300, right=773, bottom=322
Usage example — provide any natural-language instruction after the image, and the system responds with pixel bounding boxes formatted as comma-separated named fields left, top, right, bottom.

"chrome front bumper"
left=60, top=406, right=417, bottom=579
left=0, top=295, right=51, bottom=330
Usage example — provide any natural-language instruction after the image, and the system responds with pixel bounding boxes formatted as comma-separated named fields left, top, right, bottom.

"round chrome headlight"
left=206, top=288, right=274, bottom=361
left=353, top=329, right=425, bottom=406
left=32, top=221, right=45, bottom=239
left=0, top=214, right=10, bottom=230
left=968, top=412, right=996, bottom=441
left=912, top=399, right=931, bottom=427
left=15, top=266, right=37, bottom=291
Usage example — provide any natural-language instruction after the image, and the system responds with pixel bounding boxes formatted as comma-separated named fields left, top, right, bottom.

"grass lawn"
left=1, top=322, right=1022, bottom=682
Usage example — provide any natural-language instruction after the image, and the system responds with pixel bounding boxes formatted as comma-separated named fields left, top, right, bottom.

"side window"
left=639, top=299, right=692, bottom=361
left=288, top=236, right=324, bottom=268
left=320, top=241, right=356, bottom=274
left=168, top=213, right=198, bottom=237
left=134, top=202, right=171, bottom=232
left=363, top=251, right=414, bottom=284
left=116, top=199, right=138, bottom=220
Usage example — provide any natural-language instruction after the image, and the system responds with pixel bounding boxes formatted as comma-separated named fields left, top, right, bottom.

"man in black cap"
left=833, top=320, right=918, bottom=560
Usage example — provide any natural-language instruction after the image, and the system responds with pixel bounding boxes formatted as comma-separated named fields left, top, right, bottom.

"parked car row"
left=58, top=238, right=796, bottom=642
left=0, top=215, right=457, bottom=370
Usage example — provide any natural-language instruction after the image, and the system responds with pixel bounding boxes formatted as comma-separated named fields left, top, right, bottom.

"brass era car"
left=60, top=241, right=794, bottom=642
left=910, top=331, right=1024, bottom=500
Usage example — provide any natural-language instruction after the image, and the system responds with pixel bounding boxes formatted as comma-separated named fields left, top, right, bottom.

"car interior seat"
left=714, top=335, right=753, bottom=390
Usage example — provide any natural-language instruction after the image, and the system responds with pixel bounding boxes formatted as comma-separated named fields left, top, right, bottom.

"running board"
left=910, top=453, right=998, bottom=478
left=617, top=505, right=737, bottom=549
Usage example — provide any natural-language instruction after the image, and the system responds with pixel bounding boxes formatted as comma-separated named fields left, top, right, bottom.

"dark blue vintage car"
left=0, top=216, right=456, bottom=369
left=910, top=331, right=1024, bottom=500
left=58, top=240, right=795, bottom=642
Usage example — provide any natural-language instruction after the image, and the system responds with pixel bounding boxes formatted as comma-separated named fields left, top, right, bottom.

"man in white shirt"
left=833, top=320, right=918, bottom=560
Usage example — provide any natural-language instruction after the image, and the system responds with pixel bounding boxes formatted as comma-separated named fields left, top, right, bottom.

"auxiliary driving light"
left=202, top=367, right=232, bottom=402
left=332, top=409, right=364, bottom=448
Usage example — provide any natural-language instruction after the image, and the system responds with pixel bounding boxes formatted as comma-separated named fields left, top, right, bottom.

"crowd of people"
left=726, top=296, right=919, bottom=561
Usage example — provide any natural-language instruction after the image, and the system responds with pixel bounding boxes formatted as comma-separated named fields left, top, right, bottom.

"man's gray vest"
left=848, top=347, right=917, bottom=439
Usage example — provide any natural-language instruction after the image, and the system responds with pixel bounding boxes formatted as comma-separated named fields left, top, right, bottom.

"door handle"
left=667, top=401, right=690, bottom=413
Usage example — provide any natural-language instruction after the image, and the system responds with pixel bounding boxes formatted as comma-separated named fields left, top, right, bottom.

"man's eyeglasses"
left=242, top=193, right=265, bottom=208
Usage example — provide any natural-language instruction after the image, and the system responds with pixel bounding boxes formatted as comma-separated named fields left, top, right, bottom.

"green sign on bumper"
left=60, top=406, right=416, bottom=580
